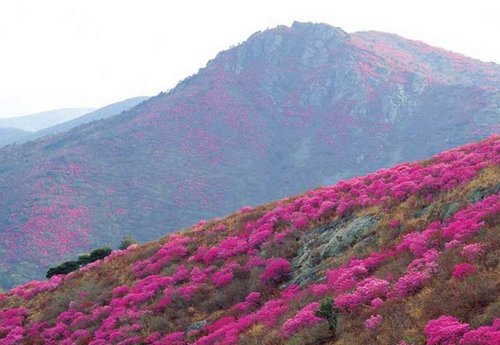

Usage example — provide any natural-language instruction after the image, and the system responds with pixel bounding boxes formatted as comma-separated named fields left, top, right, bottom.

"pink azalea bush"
left=260, top=258, right=292, bottom=285
left=365, top=314, right=383, bottom=330
left=282, top=302, right=323, bottom=337
left=459, top=319, right=500, bottom=344
left=424, top=316, right=470, bottom=345
left=452, top=263, right=477, bottom=280
left=9, top=275, right=63, bottom=300
left=461, top=243, right=485, bottom=261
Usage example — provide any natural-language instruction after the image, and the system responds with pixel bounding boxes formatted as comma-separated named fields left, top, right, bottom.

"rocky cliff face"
left=1, top=22, right=500, bottom=288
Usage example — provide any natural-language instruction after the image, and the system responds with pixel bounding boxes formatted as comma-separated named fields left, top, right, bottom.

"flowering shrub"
left=371, top=297, right=384, bottom=309
left=249, top=223, right=273, bottom=248
left=309, top=283, right=331, bottom=297
left=274, top=228, right=292, bottom=245
left=452, top=263, right=477, bottom=280
left=190, top=267, right=208, bottom=284
left=232, top=292, right=261, bottom=313
left=461, top=243, right=485, bottom=261
left=259, top=258, right=291, bottom=285
left=424, top=316, right=470, bottom=345
left=245, top=292, right=260, bottom=304
left=282, top=284, right=301, bottom=301
left=389, top=219, right=401, bottom=229
left=9, top=275, right=62, bottom=300
left=282, top=302, right=323, bottom=337
left=394, top=271, right=431, bottom=297
left=211, top=269, right=234, bottom=287
left=365, top=314, right=383, bottom=330
left=335, top=276, right=389, bottom=311
left=133, top=234, right=190, bottom=277
left=240, top=206, right=253, bottom=213
left=0, top=308, right=29, bottom=344
left=459, top=318, right=500, bottom=344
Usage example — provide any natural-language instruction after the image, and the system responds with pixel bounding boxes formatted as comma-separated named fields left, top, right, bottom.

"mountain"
left=0, top=128, right=31, bottom=147
left=21, top=97, right=149, bottom=142
left=0, top=108, right=94, bottom=132
left=0, top=98, right=149, bottom=147
left=2, top=22, right=500, bottom=288
left=2, top=136, right=500, bottom=344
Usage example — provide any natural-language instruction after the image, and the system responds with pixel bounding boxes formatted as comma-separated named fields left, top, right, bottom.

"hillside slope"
left=2, top=136, right=500, bottom=344
left=0, top=128, right=31, bottom=147
left=2, top=22, right=500, bottom=288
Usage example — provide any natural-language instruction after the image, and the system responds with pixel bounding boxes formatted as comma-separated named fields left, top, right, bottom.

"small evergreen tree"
left=315, top=298, right=340, bottom=335
left=118, top=235, right=137, bottom=250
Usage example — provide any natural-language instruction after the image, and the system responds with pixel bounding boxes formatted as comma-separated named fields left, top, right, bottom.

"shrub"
left=460, top=243, right=485, bottom=261
left=89, top=247, right=113, bottom=261
left=260, top=258, right=291, bottom=285
left=460, top=318, right=500, bottom=344
left=365, top=314, right=383, bottom=330
left=282, top=302, right=323, bottom=337
left=424, top=315, right=469, bottom=345
left=77, top=254, right=93, bottom=266
left=452, top=263, right=477, bottom=280
left=46, top=261, right=80, bottom=279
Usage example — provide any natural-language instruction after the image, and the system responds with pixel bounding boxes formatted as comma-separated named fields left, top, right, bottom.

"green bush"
left=45, top=246, right=112, bottom=280
left=77, top=253, right=92, bottom=266
left=89, top=246, right=112, bottom=261
left=46, top=261, right=80, bottom=279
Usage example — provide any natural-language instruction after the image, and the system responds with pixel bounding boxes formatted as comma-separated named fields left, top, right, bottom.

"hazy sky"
left=1, top=0, right=499, bottom=118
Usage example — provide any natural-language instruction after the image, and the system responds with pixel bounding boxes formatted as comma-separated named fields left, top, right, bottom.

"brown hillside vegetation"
left=3, top=136, right=500, bottom=344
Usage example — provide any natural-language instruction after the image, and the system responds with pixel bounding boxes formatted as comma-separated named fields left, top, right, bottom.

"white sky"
left=1, top=0, right=499, bottom=118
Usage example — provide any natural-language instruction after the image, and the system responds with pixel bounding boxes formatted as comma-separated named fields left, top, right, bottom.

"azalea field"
left=2, top=135, right=500, bottom=344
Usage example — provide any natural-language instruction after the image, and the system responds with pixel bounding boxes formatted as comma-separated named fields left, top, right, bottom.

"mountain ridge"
left=0, top=97, right=149, bottom=147
left=0, top=108, right=95, bottom=132
left=1, top=22, right=500, bottom=288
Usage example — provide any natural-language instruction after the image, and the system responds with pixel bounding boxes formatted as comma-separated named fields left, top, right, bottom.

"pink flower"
left=460, top=318, right=500, bottom=344
left=425, top=315, right=469, bottom=345
left=282, top=284, right=301, bottom=301
left=371, top=297, right=384, bottom=310
left=461, top=243, right=485, bottom=261
left=365, top=314, right=383, bottom=330
left=396, top=272, right=432, bottom=297
left=389, top=220, right=401, bottom=229
left=240, top=206, right=253, bottom=213
left=452, top=263, right=477, bottom=280
left=309, top=284, right=330, bottom=297
left=282, top=303, right=323, bottom=337
left=260, top=258, right=291, bottom=285
left=245, top=292, right=260, bottom=305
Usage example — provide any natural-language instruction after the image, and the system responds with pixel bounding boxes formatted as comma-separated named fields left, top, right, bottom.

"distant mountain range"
left=1, top=22, right=500, bottom=288
left=24, top=97, right=149, bottom=142
left=0, top=108, right=94, bottom=132
left=0, top=97, right=149, bottom=147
